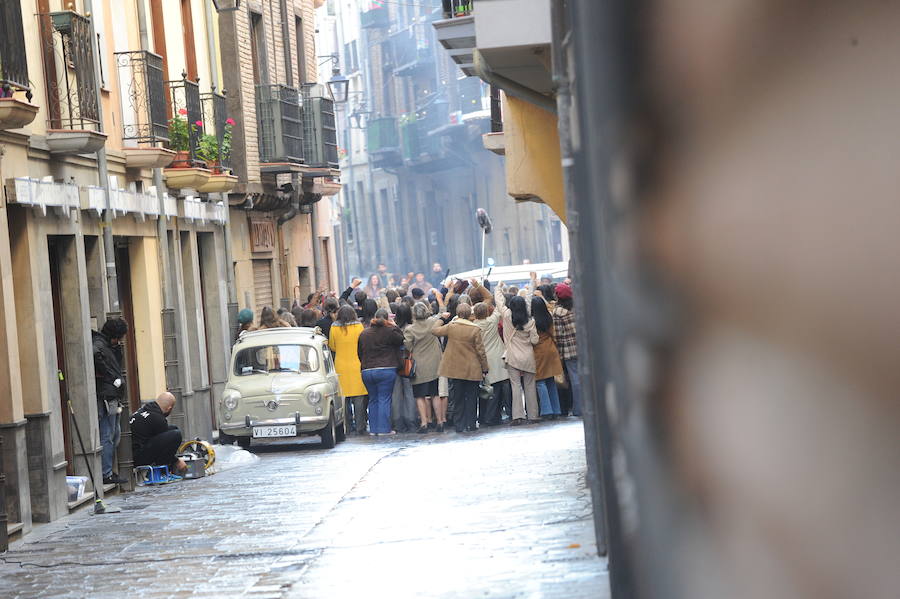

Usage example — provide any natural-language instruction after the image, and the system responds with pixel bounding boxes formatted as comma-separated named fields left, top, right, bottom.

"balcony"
left=389, top=24, right=435, bottom=77
left=473, top=0, right=553, bottom=95
left=39, top=10, right=107, bottom=153
left=163, top=74, right=211, bottom=190
left=360, top=7, right=389, bottom=30
left=197, top=89, right=237, bottom=193
left=300, top=84, right=339, bottom=169
left=115, top=50, right=174, bottom=168
left=458, top=76, right=487, bottom=115
left=366, top=116, right=402, bottom=169
left=255, top=84, right=303, bottom=169
left=0, top=0, right=38, bottom=130
left=401, top=99, right=457, bottom=172
left=433, top=2, right=476, bottom=76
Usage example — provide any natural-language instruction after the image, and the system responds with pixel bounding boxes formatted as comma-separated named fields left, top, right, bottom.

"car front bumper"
left=220, top=413, right=329, bottom=436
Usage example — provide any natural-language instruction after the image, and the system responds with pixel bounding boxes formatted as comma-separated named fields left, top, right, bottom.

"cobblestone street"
left=0, top=420, right=608, bottom=599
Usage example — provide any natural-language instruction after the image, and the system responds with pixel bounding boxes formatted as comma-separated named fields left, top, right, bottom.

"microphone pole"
left=476, top=208, right=493, bottom=281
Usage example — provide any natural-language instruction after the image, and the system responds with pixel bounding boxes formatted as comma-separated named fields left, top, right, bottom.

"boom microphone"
left=476, top=208, right=493, bottom=234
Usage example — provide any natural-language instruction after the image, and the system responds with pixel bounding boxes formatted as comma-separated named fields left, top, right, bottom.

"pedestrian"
left=390, top=302, right=417, bottom=432
left=235, top=308, right=256, bottom=342
left=532, top=297, right=563, bottom=419
left=258, top=306, right=291, bottom=329
left=552, top=283, right=581, bottom=417
left=298, top=309, right=319, bottom=327
left=339, top=277, right=363, bottom=303
left=364, top=274, right=381, bottom=299
left=361, top=298, right=379, bottom=328
left=129, top=391, right=186, bottom=479
left=429, top=262, right=444, bottom=288
left=357, top=308, right=405, bottom=435
left=495, top=284, right=540, bottom=424
left=329, top=306, right=369, bottom=434
left=433, top=303, right=489, bottom=433
left=93, top=317, right=128, bottom=485
left=473, top=300, right=509, bottom=426
left=316, top=297, right=340, bottom=339
left=410, top=272, right=433, bottom=293
left=278, top=308, right=297, bottom=327
left=405, top=301, right=445, bottom=433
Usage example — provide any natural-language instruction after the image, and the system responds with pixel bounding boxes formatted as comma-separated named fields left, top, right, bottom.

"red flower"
left=195, top=120, right=203, bottom=127
left=226, top=118, right=235, bottom=126
left=178, top=108, right=188, bottom=115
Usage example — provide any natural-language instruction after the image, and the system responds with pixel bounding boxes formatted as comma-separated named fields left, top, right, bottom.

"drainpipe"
left=473, top=49, right=557, bottom=114
left=83, top=0, right=119, bottom=316
left=310, top=197, right=323, bottom=289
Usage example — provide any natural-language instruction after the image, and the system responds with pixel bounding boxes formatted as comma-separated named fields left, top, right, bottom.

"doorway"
left=115, top=241, right=141, bottom=412
left=48, top=238, right=74, bottom=476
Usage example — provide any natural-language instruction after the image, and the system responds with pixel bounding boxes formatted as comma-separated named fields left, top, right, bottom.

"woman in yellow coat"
left=329, top=306, right=368, bottom=434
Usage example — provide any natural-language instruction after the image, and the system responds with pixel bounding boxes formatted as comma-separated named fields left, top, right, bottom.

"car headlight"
left=223, top=392, right=240, bottom=411
left=307, top=390, right=323, bottom=405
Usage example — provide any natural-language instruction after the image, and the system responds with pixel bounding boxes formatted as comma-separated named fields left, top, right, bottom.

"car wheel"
left=320, top=407, right=337, bottom=449
left=237, top=436, right=251, bottom=450
left=336, top=399, right=348, bottom=443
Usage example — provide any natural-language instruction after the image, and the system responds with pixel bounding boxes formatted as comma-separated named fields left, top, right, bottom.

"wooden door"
left=48, top=239, right=74, bottom=476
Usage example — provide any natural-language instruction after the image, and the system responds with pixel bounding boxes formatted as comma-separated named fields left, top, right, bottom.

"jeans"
left=564, top=359, right=582, bottom=417
left=362, top=368, right=397, bottom=434
left=98, top=401, right=121, bottom=477
left=536, top=378, right=561, bottom=416
left=448, top=379, right=479, bottom=432
left=391, top=376, right=417, bottom=432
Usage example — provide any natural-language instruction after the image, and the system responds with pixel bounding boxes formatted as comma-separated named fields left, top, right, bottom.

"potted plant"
left=167, top=108, right=199, bottom=167
left=196, top=117, right=238, bottom=193
left=196, top=131, right=219, bottom=171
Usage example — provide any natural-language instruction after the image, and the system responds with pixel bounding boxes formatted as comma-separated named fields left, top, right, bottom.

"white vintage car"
left=218, top=327, right=348, bottom=449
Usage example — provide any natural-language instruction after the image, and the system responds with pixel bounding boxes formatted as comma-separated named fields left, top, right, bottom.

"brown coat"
left=433, top=318, right=489, bottom=381
left=534, top=326, right=564, bottom=380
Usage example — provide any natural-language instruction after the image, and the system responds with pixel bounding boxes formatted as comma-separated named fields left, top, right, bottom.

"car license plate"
left=252, top=425, right=297, bottom=438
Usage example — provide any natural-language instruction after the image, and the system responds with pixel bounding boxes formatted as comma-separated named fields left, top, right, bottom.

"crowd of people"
left=235, top=268, right=581, bottom=436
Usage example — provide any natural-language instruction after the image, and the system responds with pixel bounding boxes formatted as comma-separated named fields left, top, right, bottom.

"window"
left=234, top=344, right=320, bottom=375
left=250, top=11, right=268, bottom=85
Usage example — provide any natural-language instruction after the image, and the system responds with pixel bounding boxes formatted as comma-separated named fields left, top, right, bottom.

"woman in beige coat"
left=432, top=303, right=489, bottom=433
left=404, top=302, right=446, bottom=432
left=495, top=285, right=540, bottom=424
left=473, top=298, right=509, bottom=426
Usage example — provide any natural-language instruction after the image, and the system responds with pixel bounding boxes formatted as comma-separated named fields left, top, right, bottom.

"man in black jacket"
left=130, top=392, right=186, bottom=475
left=93, top=318, right=128, bottom=485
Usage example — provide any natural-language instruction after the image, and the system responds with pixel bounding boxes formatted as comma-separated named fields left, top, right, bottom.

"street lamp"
left=211, top=0, right=241, bottom=12
left=327, top=68, right=350, bottom=104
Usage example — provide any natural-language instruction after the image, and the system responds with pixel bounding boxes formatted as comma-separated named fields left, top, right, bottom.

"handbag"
left=398, top=346, right=416, bottom=379
left=478, top=378, right=494, bottom=402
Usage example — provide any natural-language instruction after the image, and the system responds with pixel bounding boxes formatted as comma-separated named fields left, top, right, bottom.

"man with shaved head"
left=129, top=392, right=186, bottom=476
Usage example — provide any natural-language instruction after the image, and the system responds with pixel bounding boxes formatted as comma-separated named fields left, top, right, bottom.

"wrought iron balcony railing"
left=0, top=1, right=31, bottom=97
left=360, top=7, right=389, bottom=29
left=390, top=24, right=435, bottom=77
left=201, top=89, right=229, bottom=168
left=441, top=0, right=474, bottom=19
left=300, top=84, right=338, bottom=169
left=39, top=10, right=100, bottom=130
left=367, top=116, right=400, bottom=155
left=401, top=99, right=450, bottom=163
left=167, top=74, right=203, bottom=163
left=115, top=50, right=168, bottom=144
left=255, top=84, right=303, bottom=163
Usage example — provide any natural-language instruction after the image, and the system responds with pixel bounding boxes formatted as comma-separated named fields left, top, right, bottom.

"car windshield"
left=234, top=344, right=319, bottom=375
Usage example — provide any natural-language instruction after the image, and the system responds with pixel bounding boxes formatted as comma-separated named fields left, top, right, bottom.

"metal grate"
left=300, top=84, right=338, bottom=168
left=490, top=85, right=502, bottom=132
left=255, top=84, right=303, bottom=163
left=115, top=50, right=168, bottom=143
left=0, top=0, right=30, bottom=96
left=40, top=10, right=101, bottom=130
left=201, top=89, right=229, bottom=167
left=167, top=75, right=203, bottom=163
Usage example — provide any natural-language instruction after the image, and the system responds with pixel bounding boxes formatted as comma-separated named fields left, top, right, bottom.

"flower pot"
left=168, top=150, right=192, bottom=168
left=197, top=173, right=238, bottom=194
left=123, top=147, right=176, bottom=169
left=0, top=97, right=39, bottom=130
left=49, top=11, right=76, bottom=34
left=163, top=167, right=212, bottom=190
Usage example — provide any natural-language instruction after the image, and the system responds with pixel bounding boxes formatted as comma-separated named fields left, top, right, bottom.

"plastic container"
left=66, top=476, right=88, bottom=502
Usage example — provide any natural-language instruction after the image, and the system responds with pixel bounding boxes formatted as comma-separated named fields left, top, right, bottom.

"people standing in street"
left=405, top=301, right=445, bottom=433
left=429, top=262, right=444, bottom=289
left=316, top=297, right=340, bottom=339
left=552, top=283, right=581, bottom=417
left=235, top=308, right=256, bottom=342
left=433, top=303, right=489, bottom=433
left=258, top=306, right=291, bottom=329
left=93, top=317, right=128, bottom=485
left=532, top=297, right=563, bottom=419
left=364, top=274, right=382, bottom=299
left=390, top=303, right=417, bottom=432
left=329, top=306, right=369, bottom=434
left=357, top=308, right=405, bottom=435
left=410, top=272, right=433, bottom=293
left=495, top=284, right=541, bottom=424
left=473, top=299, right=509, bottom=427
left=361, top=298, right=379, bottom=327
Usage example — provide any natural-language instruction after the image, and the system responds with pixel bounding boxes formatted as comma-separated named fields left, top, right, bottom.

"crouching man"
left=130, top=392, right=186, bottom=476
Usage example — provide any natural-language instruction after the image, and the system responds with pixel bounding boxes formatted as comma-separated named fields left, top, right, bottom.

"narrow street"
left=0, top=421, right=608, bottom=599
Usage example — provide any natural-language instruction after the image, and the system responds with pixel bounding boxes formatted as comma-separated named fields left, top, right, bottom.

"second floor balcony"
left=434, top=1, right=476, bottom=76
left=389, top=24, right=436, bottom=78
left=366, top=116, right=402, bottom=169
left=0, top=0, right=38, bottom=130
left=39, top=9, right=107, bottom=153
left=115, top=50, right=174, bottom=168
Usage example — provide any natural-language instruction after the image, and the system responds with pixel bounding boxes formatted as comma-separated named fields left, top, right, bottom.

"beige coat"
left=403, top=315, right=443, bottom=385
left=495, top=286, right=539, bottom=373
left=474, top=309, right=509, bottom=384
left=433, top=318, right=489, bottom=381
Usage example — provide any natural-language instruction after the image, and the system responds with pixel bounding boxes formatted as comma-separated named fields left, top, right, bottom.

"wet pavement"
left=0, top=419, right=609, bottom=598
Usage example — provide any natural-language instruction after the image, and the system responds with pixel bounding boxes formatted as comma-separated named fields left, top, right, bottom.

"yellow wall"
left=502, top=95, right=567, bottom=223
left=128, top=237, right=167, bottom=400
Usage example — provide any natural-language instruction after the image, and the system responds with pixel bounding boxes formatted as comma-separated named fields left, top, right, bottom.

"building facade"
left=317, top=0, right=563, bottom=282
left=0, top=0, right=336, bottom=544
